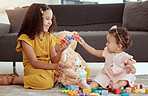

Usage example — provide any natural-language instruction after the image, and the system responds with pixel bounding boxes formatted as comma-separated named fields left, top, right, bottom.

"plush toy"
left=53, top=31, right=91, bottom=86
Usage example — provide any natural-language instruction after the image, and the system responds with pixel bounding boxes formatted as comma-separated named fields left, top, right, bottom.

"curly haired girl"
left=78, top=25, right=136, bottom=91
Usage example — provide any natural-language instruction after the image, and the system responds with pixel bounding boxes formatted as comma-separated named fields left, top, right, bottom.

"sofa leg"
left=13, top=62, right=16, bottom=73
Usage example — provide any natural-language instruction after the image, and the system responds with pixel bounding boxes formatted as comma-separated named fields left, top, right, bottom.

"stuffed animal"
left=53, top=31, right=91, bottom=86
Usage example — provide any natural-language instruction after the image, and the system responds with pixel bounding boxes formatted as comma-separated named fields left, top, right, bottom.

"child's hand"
left=77, top=37, right=85, bottom=45
left=126, top=65, right=136, bottom=74
left=56, top=64, right=63, bottom=75
left=58, top=39, right=71, bottom=53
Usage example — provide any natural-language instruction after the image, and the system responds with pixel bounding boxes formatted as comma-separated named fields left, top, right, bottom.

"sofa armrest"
left=0, top=23, right=10, bottom=37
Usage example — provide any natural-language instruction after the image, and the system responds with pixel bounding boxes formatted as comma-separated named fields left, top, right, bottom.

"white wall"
left=0, top=0, right=61, bottom=11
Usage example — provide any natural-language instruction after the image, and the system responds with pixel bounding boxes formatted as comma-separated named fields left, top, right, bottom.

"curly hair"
left=18, top=3, right=57, bottom=40
left=109, top=27, right=132, bottom=50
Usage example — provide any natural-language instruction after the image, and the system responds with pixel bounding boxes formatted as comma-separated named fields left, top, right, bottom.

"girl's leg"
left=0, top=74, right=23, bottom=85
left=110, top=80, right=128, bottom=90
left=13, top=76, right=24, bottom=85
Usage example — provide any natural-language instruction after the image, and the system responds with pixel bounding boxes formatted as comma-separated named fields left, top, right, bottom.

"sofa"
left=0, top=2, right=148, bottom=72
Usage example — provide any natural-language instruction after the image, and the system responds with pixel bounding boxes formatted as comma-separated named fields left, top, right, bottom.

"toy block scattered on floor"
left=94, top=90, right=102, bottom=95
left=65, top=86, right=70, bottom=90
left=102, top=90, right=108, bottom=95
left=61, top=89, right=69, bottom=93
left=114, top=89, right=121, bottom=94
left=92, top=88, right=98, bottom=92
left=134, top=84, right=140, bottom=89
left=83, top=89, right=90, bottom=93
left=68, top=90, right=78, bottom=96
left=140, top=84, right=143, bottom=89
left=70, top=85, right=76, bottom=90
left=132, top=90, right=141, bottom=93
left=121, top=93, right=129, bottom=96
left=97, top=87, right=104, bottom=90
left=131, top=87, right=136, bottom=91
left=59, top=83, right=64, bottom=88
left=89, top=93, right=99, bottom=96
left=125, top=87, right=132, bottom=93
left=145, top=89, right=148, bottom=93
left=104, top=88, right=111, bottom=92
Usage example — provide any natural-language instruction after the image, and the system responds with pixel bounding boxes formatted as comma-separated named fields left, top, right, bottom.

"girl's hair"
left=109, top=27, right=132, bottom=50
left=18, top=3, right=57, bottom=39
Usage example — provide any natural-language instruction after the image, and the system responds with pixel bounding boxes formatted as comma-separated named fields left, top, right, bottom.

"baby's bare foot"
left=79, top=78, right=91, bottom=92
left=109, top=82, right=119, bottom=90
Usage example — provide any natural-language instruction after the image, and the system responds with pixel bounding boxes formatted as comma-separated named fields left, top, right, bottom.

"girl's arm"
left=22, top=41, right=59, bottom=70
left=50, top=40, right=71, bottom=63
left=126, top=60, right=136, bottom=74
left=78, top=37, right=103, bottom=58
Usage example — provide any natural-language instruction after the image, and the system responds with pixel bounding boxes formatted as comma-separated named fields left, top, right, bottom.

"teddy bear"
left=53, top=31, right=91, bottom=86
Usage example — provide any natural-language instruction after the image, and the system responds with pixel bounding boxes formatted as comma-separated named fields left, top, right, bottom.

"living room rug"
left=0, top=75, right=148, bottom=96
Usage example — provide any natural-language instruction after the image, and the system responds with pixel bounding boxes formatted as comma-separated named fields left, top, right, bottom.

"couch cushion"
left=0, top=23, right=10, bottom=37
left=6, top=8, right=27, bottom=33
left=49, top=4, right=125, bottom=31
left=122, top=1, right=148, bottom=31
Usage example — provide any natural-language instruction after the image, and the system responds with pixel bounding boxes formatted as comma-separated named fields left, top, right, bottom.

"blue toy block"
left=102, top=90, right=108, bottom=95
left=65, top=86, right=70, bottom=90
left=94, top=90, right=102, bottom=95
left=121, top=93, right=129, bottom=96
left=70, top=85, right=76, bottom=90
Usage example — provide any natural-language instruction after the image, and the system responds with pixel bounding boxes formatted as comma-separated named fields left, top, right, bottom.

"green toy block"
left=59, top=84, right=64, bottom=88
left=97, top=87, right=104, bottom=90
left=121, top=88, right=124, bottom=93
left=92, top=88, right=97, bottom=92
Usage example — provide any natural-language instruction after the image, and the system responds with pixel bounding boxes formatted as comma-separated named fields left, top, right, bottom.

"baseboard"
left=0, top=62, right=148, bottom=76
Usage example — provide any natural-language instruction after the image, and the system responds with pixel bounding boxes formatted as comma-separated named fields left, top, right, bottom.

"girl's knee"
left=39, top=80, right=54, bottom=89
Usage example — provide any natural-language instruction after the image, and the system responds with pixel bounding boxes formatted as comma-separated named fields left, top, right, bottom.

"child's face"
left=42, top=9, right=53, bottom=32
left=106, top=33, right=119, bottom=53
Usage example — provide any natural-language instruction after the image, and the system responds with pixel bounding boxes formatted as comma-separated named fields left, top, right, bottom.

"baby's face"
left=106, top=34, right=119, bottom=53
left=42, top=9, right=53, bottom=32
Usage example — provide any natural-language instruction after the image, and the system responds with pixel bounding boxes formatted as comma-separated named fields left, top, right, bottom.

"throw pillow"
left=6, top=8, right=27, bottom=33
left=122, top=1, right=148, bottom=31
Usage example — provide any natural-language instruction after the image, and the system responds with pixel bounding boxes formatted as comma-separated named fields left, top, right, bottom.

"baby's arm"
left=126, top=60, right=136, bottom=74
left=78, top=37, right=103, bottom=58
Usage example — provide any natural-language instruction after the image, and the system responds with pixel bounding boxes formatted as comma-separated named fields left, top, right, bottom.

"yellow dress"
left=16, top=32, right=57, bottom=89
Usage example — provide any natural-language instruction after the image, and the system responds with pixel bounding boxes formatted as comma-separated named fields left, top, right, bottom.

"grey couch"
left=0, top=3, right=148, bottom=72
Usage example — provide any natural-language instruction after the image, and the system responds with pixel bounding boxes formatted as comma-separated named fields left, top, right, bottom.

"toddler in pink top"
left=78, top=25, right=136, bottom=91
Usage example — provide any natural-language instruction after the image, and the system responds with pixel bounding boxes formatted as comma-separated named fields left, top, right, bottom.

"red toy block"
left=104, top=88, right=112, bottom=92
left=131, top=87, right=136, bottom=91
left=114, top=89, right=121, bottom=94
left=140, top=84, right=143, bottom=89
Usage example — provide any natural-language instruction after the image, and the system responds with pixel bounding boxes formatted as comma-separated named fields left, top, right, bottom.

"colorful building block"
left=97, top=87, right=104, bottom=90
left=134, top=84, right=140, bottom=89
left=104, top=88, right=111, bottom=92
left=145, top=89, right=148, bottom=93
left=89, top=93, right=99, bottom=96
left=140, top=84, right=143, bottom=89
left=102, top=90, right=108, bottom=95
left=121, top=93, right=129, bottom=96
left=114, top=89, right=121, bottom=94
left=132, top=90, right=141, bottom=93
left=59, top=83, right=64, bottom=88
left=125, top=87, right=131, bottom=93
left=61, top=89, right=69, bottom=93
left=131, top=87, right=136, bottom=91
left=94, top=90, right=102, bottom=95
left=92, top=88, right=98, bottom=92
left=70, top=85, right=76, bottom=90
left=65, top=86, right=70, bottom=90
left=83, top=89, right=90, bottom=93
